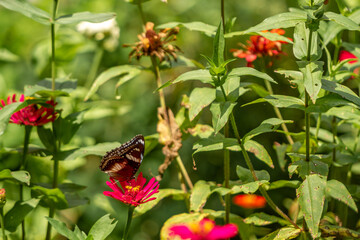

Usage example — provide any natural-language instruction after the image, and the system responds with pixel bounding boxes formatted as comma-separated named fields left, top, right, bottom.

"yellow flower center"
left=189, top=220, right=214, bottom=235
left=125, top=185, right=140, bottom=194
left=25, top=97, right=36, bottom=100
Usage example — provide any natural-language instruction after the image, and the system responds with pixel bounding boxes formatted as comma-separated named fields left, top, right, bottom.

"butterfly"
left=100, top=134, right=145, bottom=182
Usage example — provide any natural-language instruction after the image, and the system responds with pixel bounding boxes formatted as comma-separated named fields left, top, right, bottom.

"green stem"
left=315, top=113, right=321, bottom=140
left=45, top=208, right=55, bottom=240
left=304, top=29, right=313, bottom=162
left=137, top=0, right=147, bottom=27
left=0, top=207, right=6, bottom=240
left=224, top=123, right=230, bottom=225
left=176, top=156, right=193, bottom=190
left=219, top=86, right=300, bottom=230
left=122, top=206, right=135, bottom=240
left=19, top=125, right=31, bottom=240
left=51, top=0, right=59, bottom=93
left=85, top=46, right=104, bottom=88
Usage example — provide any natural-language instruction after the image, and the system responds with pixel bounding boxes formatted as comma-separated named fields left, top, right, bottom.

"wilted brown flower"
left=124, top=22, right=180, bottom=62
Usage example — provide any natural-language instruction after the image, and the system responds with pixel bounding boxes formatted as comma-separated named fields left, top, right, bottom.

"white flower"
left=77, top=18, right=120, bottom=51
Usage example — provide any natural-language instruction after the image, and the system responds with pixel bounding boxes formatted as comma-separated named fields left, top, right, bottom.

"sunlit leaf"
left=46, top=217, right=83, bottom=240
left=88, top=214, right=117, bottom=240
left=261, top=226, right=301, bottom=240
left=190, top=181, right=212, bottom=212
left=56, top=12, right=116, bottom=25
left=244, top=140, right=274, bottom=168
left=297, top=174, right=326, bottom=239
left=157, top=21, right=217, bottom=36
left=321, top=79, right=360, bottom=107
left=297, top=61, right=324, bottom=103
left=326, top=179, right=358, bottom=212
left=210, top=101, right=237, bottom=134
left=244, top=212, right=288, bottom=226
left=5, top=199, right=40, bottom=232
left=189, top=88, right=216, bottom=121
left=323, top=12, right=360, bottom=31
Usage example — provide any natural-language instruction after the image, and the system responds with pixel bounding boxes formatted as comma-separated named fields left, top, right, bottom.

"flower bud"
left=0, top=188, right=6, bottom=206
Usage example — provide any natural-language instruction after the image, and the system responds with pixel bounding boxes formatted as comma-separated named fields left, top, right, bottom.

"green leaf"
left=288, top=158, right=329, bottom=178
left=244, top=12, right=307, bottom=33
left=88, top=214, right=117, bottom=240
left=243, top=95, right=305, bottom=110
left=244, top=212, right=288, bottom=226
left=190, top=181, right=212, bottom=212
left=37, top=126, right=56, bottom=152
left=323, top=12, right=360, bottom=31
left=188, top=88, right=216, bottom=121
left=160, top=213, right=207, bottom=240
left=307, top=94, right=354, bottom=113
left=135, top=189, right=186, bottom=217
left=56, top=12, right=116, bottom=25
left=229, top=67, right=276, bottom=83
left=231, top=180, right=269, bottom=194
left=85, top=65, right=141, bottom=101
left=236, top=165, right=270, bottom=183
left=216, top=77, right=249, bottom=102
left=0, top=0, right=50, bottom=25
left=319, top=224, right=360, bottom=239
left=63, top=142, right=120, bottom=161
left=261, top=226, right=301, bottom=240
left=326, top=179, right=358, bottom=212
left=297, top=174, right=326, bottom=239
left=210, top=101, right=237, bottom=134
left=212, top=22, right=225, bottom=67
left=245, top=83, right=269, bottom=98
left=32, top=186, right=68, bottom=209
left=321, top=79, right=360, bottom=107
left=54, top=111, right=84, bottom=145
left=5, top=199, right=40, bottom=232
left=244, top=140, right=274, bottom=168
left=297, top=61, right=324, bottom=103
left=171, top=69, right=213, bottom=85
left=325, top=105, right=360, bottom=121
left=25, top=78, right=77, bottom=97
left=226, top=31, right=293, bottom=44
left=0, top=169, right=30, bottom=185
left=274, top=142, right=288, bottom=171
left=0, top=48, right=19, bottom=62
left=268, top=180, right=301, bottom=190
left=243, top=118, right=293, bottom=142
left=157, top=21, right=216, bottom=37
left=46, top=217, right=82, bottom=240
left=293, top=22, right=322, bottom=61
left=192, top=135, right=240, bottom=156
left=0, top=101, right=25, bottom=136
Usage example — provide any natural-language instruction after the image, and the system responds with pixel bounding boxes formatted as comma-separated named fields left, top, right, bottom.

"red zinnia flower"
left=339, top=50, right=359, bottom=77
left=231, top=29, right=289, bottom=67
left=0, top=94, right=58, bottom=126
left=103, top=172, right=159, bottom=207
left=232, top=194, right=266, bottom=209
left=169, top=218, right=238, bottom=240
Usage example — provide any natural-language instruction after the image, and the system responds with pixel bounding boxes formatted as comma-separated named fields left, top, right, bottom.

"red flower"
left=231, top=29, right=289, bottom=67
left=103, top=172, right=159, bottom=207
left=169, top=218, right=238, bottom=240
left=232, top=194, right=266, bottom=209
left=339, top=50, right=359, bottom=77
left=0, top=94, right=58, bottom=126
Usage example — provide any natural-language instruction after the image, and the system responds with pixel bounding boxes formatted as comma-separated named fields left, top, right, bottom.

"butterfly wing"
left=100, top=135, right=145, bottom=182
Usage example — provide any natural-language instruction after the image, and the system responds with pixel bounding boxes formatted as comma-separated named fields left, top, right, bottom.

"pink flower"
left=0, top=94, right=58, bottom=126
left=169, top=218, right=238, bottom=240
left=103, top=172, right=159, bottom=207
left=231, top=29, right=290, bottom=67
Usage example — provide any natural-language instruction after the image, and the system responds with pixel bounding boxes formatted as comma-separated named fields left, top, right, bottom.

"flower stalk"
left=305, top=29, right=313, bottom=162
left=86, top=47, right=104, bottom=88
left=0, top=207, right=6, bottom=240
left=122, top=206, right=135, bottom=240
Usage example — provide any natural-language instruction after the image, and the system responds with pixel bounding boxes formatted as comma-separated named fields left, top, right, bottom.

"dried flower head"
left=124, top=22, right=180, bottom=62
left=0, top=94, right=58, bottom=126
left=231, top=29, right=290, bottom=67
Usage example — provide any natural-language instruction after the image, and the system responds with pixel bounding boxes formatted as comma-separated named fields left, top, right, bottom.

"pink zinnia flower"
left=339, top=50, right=359, bottom=76
left=0, top=94, right=58, bottom=126
left=231, top=29, right=290, bottom=67
left=232, top=194, right=266, bottom=209
left=103, top=172, right=159, bottom=207
left=169, top=218, right=238, bottom=240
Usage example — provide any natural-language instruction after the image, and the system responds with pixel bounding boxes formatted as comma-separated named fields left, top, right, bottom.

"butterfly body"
left=100, top=134, right=145, bottom=182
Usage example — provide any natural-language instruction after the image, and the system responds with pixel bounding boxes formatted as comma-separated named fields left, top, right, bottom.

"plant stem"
left=315, top=113, right=321, bottom=140
left=85, top=46, right=104, bottom=88
left=20, top=125, right=31, bottom=240
left=304, top=29, right=314, bottom=162
left=51, top=0, right=59, bottom=92
left=176, top=156, right=193, bottom=190
left=45, top=208, right=55, bottom=240
left=263, top=79, right=294, bottom=145
left=219, top=86, right=300, bottom=229
left=0, top=207, right=6, bottom=240
left=122, top=206, right=135, bottom=240
left=137, top=0, right=147, bottom=27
